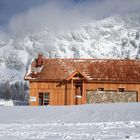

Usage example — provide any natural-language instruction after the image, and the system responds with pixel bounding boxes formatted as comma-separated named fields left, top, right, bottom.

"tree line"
left=0, top=81, right=29, bottom=103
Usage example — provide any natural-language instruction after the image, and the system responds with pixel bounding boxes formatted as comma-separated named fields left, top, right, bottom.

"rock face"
left=87, top=90, right=137, bottom=103
left=0, top=14, right=140, bottom=82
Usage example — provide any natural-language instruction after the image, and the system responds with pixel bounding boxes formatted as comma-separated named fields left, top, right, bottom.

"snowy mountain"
left=0, top=14, right=140, bottom=82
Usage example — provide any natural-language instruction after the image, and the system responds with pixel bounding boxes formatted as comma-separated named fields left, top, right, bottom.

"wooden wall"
left=29, top=81, right=140, bottom=106
left=29, top=81, right=72, bottom=106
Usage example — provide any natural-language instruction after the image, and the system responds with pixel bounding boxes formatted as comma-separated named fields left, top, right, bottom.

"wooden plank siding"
left=29, top=81, right=140, bottom=106
left=29, top=81, right=70, bottom=106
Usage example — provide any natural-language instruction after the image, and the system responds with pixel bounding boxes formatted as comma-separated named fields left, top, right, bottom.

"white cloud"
left=5, top=0, right=140, bottom=36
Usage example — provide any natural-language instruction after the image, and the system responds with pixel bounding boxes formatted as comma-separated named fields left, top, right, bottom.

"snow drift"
left=0, top=103, right=140, bottom=140
left=0, top=103, right=140, bottom=123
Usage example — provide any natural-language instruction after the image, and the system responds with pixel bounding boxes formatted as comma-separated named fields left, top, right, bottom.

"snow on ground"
left=0, top=100, right=13, bottom=106
left=0, top=103, right=140, bottom=140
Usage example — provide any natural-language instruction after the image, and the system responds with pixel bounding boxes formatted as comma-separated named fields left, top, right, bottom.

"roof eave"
left=66, top=69, right=89, bottom=81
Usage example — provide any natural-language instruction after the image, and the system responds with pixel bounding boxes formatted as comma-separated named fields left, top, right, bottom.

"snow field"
left=0, top=103, right=140, bottom=139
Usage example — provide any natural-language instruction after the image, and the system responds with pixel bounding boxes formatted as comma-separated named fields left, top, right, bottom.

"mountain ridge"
left=0, top=14, right=140, bottom=82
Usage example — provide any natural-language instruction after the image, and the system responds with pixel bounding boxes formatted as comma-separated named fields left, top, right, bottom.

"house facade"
left=25, top=54, right=140, bottom=106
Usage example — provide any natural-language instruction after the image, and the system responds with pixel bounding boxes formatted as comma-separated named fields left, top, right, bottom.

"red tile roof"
left=25, top=59, right=140, bottom=83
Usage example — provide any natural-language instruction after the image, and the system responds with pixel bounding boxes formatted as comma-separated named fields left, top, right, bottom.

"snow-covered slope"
left=0, top=103, right=140, bottom=139
left=0, top=14, right=140, bottom=82
left=0, top=103, right=140, bottom=123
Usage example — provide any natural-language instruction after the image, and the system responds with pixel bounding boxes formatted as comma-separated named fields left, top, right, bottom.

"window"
left=39, top=92, right=50, bottom=106
left=44, top=93, right=50, bottom=105
left=98, top=87, right=104, bottom=91
left=118, top=88, right=124, bottom=92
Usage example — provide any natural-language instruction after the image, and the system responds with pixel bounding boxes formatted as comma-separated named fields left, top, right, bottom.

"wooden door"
left=75, top=84, right=82, bottom=105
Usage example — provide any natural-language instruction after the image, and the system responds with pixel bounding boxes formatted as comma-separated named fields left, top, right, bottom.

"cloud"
left=4, top=0, right=140, bottom=36
left=7, top=0, right=86, bottom=35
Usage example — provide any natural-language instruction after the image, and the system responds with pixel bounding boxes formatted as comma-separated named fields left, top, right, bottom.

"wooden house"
left=24, top=53, right=140, bottom=106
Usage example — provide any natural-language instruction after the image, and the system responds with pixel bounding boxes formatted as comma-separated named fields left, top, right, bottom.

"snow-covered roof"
left=25, top=58, right=140, bottom=83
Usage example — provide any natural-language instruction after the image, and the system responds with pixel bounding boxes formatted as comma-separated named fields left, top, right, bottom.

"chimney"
left=37, top=53, right=43, bottom=66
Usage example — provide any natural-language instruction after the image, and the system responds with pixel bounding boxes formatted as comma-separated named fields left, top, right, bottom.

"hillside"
left=0, top=14, right=140, bottom=83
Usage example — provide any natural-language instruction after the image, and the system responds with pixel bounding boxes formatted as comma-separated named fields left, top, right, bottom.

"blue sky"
left=0, top=0, right=47, bottom=25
